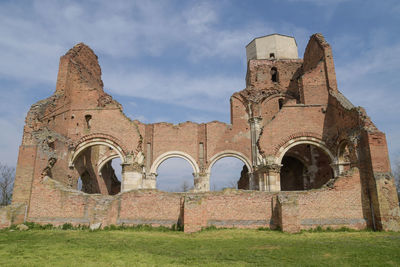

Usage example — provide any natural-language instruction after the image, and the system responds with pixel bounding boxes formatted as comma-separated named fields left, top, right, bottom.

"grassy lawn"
left=0, top=228, right=399, bottom=266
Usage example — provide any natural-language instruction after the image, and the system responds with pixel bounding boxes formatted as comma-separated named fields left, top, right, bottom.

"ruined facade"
left=1, top=33, right=399, bottom=232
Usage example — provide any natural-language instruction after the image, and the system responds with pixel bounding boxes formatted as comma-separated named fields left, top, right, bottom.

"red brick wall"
left=21, top=170, right=367, bottom=232
left=8, top=34, right=399, bottom=233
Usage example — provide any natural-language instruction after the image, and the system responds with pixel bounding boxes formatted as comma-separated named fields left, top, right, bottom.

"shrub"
left=61, top=223, right=74, bottom=230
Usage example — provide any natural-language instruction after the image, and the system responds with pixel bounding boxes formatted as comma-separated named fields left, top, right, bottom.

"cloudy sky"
left=0, top=0, right=399, bottom=191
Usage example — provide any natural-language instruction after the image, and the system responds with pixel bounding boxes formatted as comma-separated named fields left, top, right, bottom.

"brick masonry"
left=1, top=33, right=399, bottom=233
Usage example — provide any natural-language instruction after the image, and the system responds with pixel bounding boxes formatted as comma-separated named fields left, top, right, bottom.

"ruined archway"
left=209, top=157, right=247, bottom=191
left=150, top=151, right=200, bottom=174
left=276, top=138, right=335, bottom=191
left=150, top=151, right=199, bottom=192
left=207, top=151, right=252, bottom=191
left=156, top=158, right=194, bottom=192
left=69, top=138, right=126, bottom=167
left=70, top=138, right=126, bottom=195
left=207, top=150, right=252, bottom=174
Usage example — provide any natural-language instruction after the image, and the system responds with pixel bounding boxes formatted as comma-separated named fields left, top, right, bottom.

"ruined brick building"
left=1, top=33, right=399, bottom=232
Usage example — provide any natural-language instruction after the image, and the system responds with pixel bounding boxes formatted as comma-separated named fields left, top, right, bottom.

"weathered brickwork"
left=1, top=33, right=399, bottom=232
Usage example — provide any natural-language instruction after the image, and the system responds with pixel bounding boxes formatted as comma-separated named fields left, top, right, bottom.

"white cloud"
left=335, top=39, right=400, bottom=115
left=0, top=0, right=308, bottom=85
left=333, top=32, right=400, bottom=163
left=103, top=68, right=244, bottom=113
left=184, top=2, right=218, bottom=34
left=0, top=118, right=22, bottom=166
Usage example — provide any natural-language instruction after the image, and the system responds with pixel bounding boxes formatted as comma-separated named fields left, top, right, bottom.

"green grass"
left=0, top=228, right=399, bottom=266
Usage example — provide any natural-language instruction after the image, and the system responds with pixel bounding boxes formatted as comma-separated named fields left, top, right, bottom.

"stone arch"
left=207, top=150, right=252, bottom=174
left=69, top=136, right=126, bottom=195
left=69, top=136, right=126, bottom=168
left=275, top=137, right=335, bottom=165
left=283, top=151, right=309, bottom=168
left=276, top=137, right=336, bottom=191
left=259, top=92, right=296, bottom=104
left=150, top=151, right=200, bottom=175
left=97, top=153, right=120, bottom=173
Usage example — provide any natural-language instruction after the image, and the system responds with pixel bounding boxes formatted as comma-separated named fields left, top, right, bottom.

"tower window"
left=85, top=115, right=92, bottom=129
left=279, top=99, right=284, bottom=110
left=271, top=67, right=278, bottom=82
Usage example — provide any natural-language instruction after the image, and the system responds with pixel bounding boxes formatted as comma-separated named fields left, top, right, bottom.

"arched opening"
left=209, top=157, right=247, bottom=191
left=99, top=157, right=122, bottom=195
left=269, top=53, right=275, bottom=59
left=77, top=177, right=82, bottom=191
left=280, top=143, right=334, bottom=191
left=278, top=98, right=284, bottom=110
left=156, top=158, right=194, bottom=192
left=338, top=141, right=351, bottom=175
left=73, top=144, right=124, bottom=195
left=85, top=114, right=92, bottom=129
left=271, top=67, right=278, bottom=82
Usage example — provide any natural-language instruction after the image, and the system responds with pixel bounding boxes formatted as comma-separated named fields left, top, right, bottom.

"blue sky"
left=0, top=0, right=399, bottom=190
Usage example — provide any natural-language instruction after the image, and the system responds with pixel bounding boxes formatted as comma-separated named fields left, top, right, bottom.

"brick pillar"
left=193, top=172, right=209, bottom=192
left=12, top=145, right=38, bottom=205
left=121, top=163, right=143, bottom=192
left=278, top=194, right=300, bottom=233
left=365, top=131, right=400, bottom=231
left=183, top=195, right=207, bottom=233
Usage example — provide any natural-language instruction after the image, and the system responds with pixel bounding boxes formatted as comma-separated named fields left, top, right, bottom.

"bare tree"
left=179, top=180, right=193, bottom=192
left=227, top=179, right=238, bottom=189
left=0, top=163, right=15, bottom=206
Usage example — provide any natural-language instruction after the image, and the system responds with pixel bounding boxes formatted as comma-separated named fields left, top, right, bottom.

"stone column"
left=330, top=162, right=341, bottom=177
left=142, top=173, right=157, bottom=189
left=257, top=172, right=265, bottom=191
left=257, top=164, right=282, bottom=192
left=248, top=117, right=263, bottom=167
left=248, top=172, right=256, bottom=190
left=266, top=164, right=282, bottom=192
left=121, top=163, right=143, bottom=192
left=193, top=172, right=210, bottom=192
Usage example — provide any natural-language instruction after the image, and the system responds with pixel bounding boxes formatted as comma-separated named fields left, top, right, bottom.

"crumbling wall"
left=7, top=33, right=399, bottom=233
left=301, top=33, right=337, bottom=105
left=246, top=59, right=303, bottom=96
left=258, top=106, right=327, bottom=157
left=27, top=175, right=182, bottom=227
left=0, top=203, right=26, bottom=228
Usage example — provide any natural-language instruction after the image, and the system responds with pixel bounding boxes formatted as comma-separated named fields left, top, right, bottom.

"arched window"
left=278, top=98, right=284, bottom=110
left=271, top=67, right=278, bottom=82
left=269, top=53, right=275, bottom=59
left=85, top=115, right=92, bottom=129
